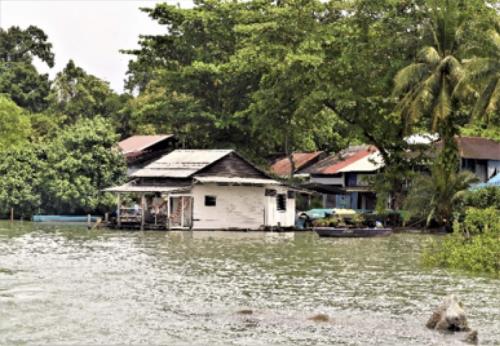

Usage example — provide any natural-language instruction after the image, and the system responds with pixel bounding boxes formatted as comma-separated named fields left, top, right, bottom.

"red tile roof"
left=118, top=135, right=174, bottom=155
left=271, top=151, right=324, bottom=176
left=304, top=145, right=379, bottom=174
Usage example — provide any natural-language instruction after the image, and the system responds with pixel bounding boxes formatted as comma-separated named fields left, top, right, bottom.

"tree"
left=48, top=60, right=120, bottom=122
left=40, top=117, right=127, bottom=214
left=0, top=26, right=54, bottom=112
left=0, top=147, right=43, bottom=217
left=392, top=0, right=497, bottom=172
left=404, top=161, right=478, bottom=228
left=0, top=95, right=31, bottom=150
left=463, top=24, right=500, bottom=125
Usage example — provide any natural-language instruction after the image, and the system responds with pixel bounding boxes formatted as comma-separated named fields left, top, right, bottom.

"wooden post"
left=87, top=214, right=91, bottom=230
left=180, top=196, right=185, bottom=228
left=104, top=212, right=109, bottom=223
left=166, top=195, right=171, bottom=230
left=9, top=208, right=14, bottom=222
left=117, top=193, right=121, bottom=228
left=140, top=194, right=146, bottom=231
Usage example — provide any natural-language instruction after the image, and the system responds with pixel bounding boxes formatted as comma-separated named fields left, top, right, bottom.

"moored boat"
left=313, top=227, right=392, bottom=238
left=32, top=215, right=99, bottom=223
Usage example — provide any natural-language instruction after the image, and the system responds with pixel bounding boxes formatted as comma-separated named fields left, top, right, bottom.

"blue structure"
left=471, top=173, right=500, bottom=190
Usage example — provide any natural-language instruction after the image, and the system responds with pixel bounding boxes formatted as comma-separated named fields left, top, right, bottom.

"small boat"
left=313, top=227, right=392, bottom=238
left=32, top=215, right=99, bottom=223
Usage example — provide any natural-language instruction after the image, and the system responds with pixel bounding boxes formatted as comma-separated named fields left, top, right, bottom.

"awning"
left=103, top=183, right=191, bottom=193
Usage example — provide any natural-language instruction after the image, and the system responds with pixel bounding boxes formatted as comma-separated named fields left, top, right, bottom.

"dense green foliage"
left=0, top=117, right=126, bottom=216
left=404, top=161, right=479, bottom=228
left=0, top=95, right=31, bottom=150
left=424, top=207, right=500, bottom=276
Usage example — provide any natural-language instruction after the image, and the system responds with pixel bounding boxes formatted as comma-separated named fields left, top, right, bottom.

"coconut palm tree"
left=463, top=26, right=500, bottom=123
left=392, top=0, right=466, bottom=135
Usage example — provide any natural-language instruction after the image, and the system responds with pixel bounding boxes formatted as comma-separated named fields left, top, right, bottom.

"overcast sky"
left=0, top=0, right=193, bottom=92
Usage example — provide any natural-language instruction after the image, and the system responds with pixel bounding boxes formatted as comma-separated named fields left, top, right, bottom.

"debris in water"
left=464, top=330, right=478, bottom=345
left=308, top=313, right=330, bottom=322
left=236, top=309, right=253, bottom=315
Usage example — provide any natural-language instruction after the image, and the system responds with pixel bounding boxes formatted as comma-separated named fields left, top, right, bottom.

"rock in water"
left=463, top=330, right=478, bottom=345
left=426, top=295, right=470, bottom=332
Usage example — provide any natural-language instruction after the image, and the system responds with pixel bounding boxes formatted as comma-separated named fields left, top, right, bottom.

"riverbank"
left=1, top=221, right=499, bottom=345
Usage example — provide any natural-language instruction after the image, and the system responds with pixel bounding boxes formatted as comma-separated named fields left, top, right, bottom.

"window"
left=276, top=194, right=287, bottom=211
left=204, top=195, right=216, bottom=207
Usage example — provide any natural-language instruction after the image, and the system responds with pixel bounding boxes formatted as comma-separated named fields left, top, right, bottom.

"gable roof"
left=304, top=145, right=384, bottom=175
left=118, top=135, right=174, bottom=154
left=132, top=149, right=233, bottom=178
left=457, top=137, right=500, bottom=160
left=271, top=151, right=324, bottom=176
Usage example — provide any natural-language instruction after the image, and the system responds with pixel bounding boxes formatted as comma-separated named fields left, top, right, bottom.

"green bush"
left=463, top=187, right=500, bottom=210
left=423, top=207, right=500, bottom=276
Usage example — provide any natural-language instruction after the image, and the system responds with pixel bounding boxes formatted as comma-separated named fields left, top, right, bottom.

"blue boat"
left=32, top=215, right=99, bottom=223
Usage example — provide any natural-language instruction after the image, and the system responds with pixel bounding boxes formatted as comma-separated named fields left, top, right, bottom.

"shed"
left=104, top=149, right=297, bottom=230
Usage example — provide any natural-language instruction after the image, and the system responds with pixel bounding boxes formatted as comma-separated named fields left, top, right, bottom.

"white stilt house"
left=105, top=150, right=297, bottom=230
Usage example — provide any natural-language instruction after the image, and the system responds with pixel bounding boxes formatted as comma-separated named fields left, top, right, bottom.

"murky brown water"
left=0, top=222, right=499, bottom=345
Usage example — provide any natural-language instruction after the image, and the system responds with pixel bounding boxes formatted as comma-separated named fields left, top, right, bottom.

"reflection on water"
left=0, top=222, right=498, bottom=345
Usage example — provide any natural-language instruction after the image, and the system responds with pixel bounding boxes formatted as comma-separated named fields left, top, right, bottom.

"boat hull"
left=313, top=227, right=392, bottom=238
left=32, top=215, right=99, bottom=223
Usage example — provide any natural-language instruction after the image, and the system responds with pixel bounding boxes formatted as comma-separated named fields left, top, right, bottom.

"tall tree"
left=0, top=26, right=54, bottom=112
left=48, top=60, right=120, bottom=122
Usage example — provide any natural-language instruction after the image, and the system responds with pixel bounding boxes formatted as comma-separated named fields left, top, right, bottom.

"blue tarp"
left=471, top=173, right=500, bottom=190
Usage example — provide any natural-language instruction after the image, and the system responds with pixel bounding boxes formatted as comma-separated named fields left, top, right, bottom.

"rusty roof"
left=303, top=145, right=383, bottom=175
left=271, top=151, right=324, bottom=176
left=434, top=136, right=500, bottom=160
left=118, top=135, right=174, bottom=154
left=456, top=137, right=500, bottom=160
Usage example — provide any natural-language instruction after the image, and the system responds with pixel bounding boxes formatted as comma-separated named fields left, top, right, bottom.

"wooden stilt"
left=117, top=193, right=121, bottom=228
left=10, top=208, right=14, bottom=222
left=140, top=194, right=146, bottom=231
left=87, top=214, right=91, bottom=230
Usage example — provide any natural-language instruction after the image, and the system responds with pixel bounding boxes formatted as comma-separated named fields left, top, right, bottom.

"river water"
left=0, top=222, right=498, bottom=345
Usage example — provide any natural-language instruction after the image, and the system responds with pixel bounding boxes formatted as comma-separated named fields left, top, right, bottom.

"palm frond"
left=417, top=46, right=441, bottom=66
left=472, top=76, right=500, bottom=122
left=393, top=63, right=428, bottom=96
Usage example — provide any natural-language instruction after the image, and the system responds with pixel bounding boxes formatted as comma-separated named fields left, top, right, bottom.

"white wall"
left=264, top=186, right=296, bottom=228
left=191, top=185, right=265, bottom=229
left=310, top=175, right=344, bottom=186
left=488, top=160, right=500, bottom=180
left=190, top=184, right=295, bottom=230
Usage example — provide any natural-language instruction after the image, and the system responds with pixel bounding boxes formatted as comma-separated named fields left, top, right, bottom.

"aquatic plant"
left=423, top=207, right=500, bottom=276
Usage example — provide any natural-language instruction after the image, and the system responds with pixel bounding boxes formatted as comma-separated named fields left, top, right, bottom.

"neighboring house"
left=299, top=145, right=384, bottom=210
left=270, top=151, right=325, bottom=177
left=105, top=150, right=297, bottom=230
left=436, top=136, right=500, bottom=182
left=118, top=135, right=177, bottom=175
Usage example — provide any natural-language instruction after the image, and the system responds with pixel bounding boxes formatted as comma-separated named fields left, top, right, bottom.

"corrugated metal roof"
left=118, top=135, right=174, bottom=154
left=337, top=150, right=384, bottom=172
left=132, top=149, right=233, bottom=178
left=271, top=151, right=324, bottom=176
left=305, top=145, right=383, bottom=174
left=103, top=183, right=190, bottom=193
left=194, top=176, right=281, bottom=185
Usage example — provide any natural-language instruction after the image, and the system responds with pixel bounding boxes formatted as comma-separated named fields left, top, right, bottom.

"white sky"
left=0, top=0, right=193, bottom=92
